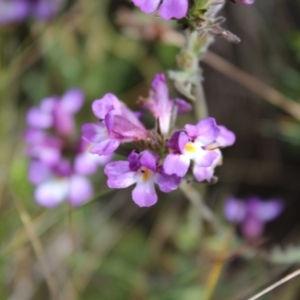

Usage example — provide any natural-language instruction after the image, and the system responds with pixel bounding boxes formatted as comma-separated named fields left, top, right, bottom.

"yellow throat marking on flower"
left=184, top=143, right=196, bottom=153
left=142, top=168, right=150, bottom=181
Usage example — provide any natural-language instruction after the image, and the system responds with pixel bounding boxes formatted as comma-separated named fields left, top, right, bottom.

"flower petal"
left=163, top=153, right=190, bottom=177
left=92, top=93, right=122, bottom=119
left=242, top=215, right=263, bottom=239
left=224, top=197, right=246, bottom=223
left=132, top=181, right=157, bottom=207
left=81, top=122, right=108, bottom=143
left=105, top=161, right=136, bottom=188
left=159, top=0, right=188, bottom=19
left=90, top=139, right=120, bottom=156
left=140, top=150, right=157, bottom=172
left=216, top=126, right=236, bottom=147
left=193, top=149, right=219, bottom=167
left=28, top=160, right=52, bottom=185
left=60, top=88, right=84, bottom=113
left=155, top=169, right=181, bottom=192
left=68, top=175, right=93, bottom=207
left=132, top=0, right=160, bottom=13
left=193, top=165, right=214, bottom=182
left=26, top=107, right=53, bottom=128
left=194, top=117, right=220, bottom=145
left=35, top=178, right=69, bottom=208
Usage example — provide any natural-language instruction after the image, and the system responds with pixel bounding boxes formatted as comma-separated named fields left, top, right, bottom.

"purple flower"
left=32, top=0, right=64, bottom=20
left=0, top=0, right=64, bottom=25
left=132, top=0, right=189, bottom=20
left=0, top=0, right=30, bottom=25
left=24, top=129, right=63, bottom=166
left=104, top=150, right=181, bottom=207
left=141, top=73, right=191, bottom=135
left=29, top=159, right=93, bottom=208
left=82, top=93, right=149, bottom=156
left=164, top=119, right=235, bottom=181
left=163, top=118, right=220, bottom=177
left=193, top=125, right=236, bottom=182
left=27, top=89, right=84, bottom=136
left=224, top=196, right=284, bottom=239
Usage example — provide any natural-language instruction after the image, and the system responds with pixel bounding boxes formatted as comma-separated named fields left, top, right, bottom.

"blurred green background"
left=2, top=0, right=300, bottom=299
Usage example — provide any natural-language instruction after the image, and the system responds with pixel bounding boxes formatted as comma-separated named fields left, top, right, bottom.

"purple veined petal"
left=0, top=0, right=30, bottom=25
left=32, top=0, right=64, bottom=20
left=35, top=178, right=69, bottom=208
left=194, top=117, right=220, bottom=145
left=216, top=126, right=236, bottom=147
left=26, top=107, right=53, bottom=129
left=81, top=122, right=108, bottom=143
left=90, top=139, right=120, bottom=156
left=74, top=151, right=112, bottom=175
left=241, top=215, right=264, bottom=239
left=68, top=175, right=93, bottom=207
left=105, top=161, right=137, bottom=188
left=155, top=168, right=181, bottom=193
left=60, top=88, right=84, bottom=113
left=193, top=165, right=214, bottom=182
left=175, top=98, right=192, bottom=114
left=132, top=0, right=160, bottom=13
left=132, top=180, right=157, bottom=207
left=224, top=197, right=246, bottom=223
left=192, top=148, right=219, bottom=167
left=248, top=199, right=284, bottom=222
left=163, top=153, right=190, bottom=177
left=28, top=160, right=52, bottom=185
left=140, top=150, right=158, bottom=172
left=92, top=93, right=122, bottom=120
left=107, top=114, right=148, bottom=141
left=159, top=0, right=189, bottom=20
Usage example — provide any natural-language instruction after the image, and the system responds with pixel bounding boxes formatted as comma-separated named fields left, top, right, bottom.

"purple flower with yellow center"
left=132, top=0, right=189, bottom=20
left=140, top=73, right=191, bottom=136
left=193, top=125, right=236, bottom=182
left=82, top=93, right=149, bottom=156
left=29, top=159, right=93, bottom=208
left=224, top=196, right=284, bottom=239
left=104, top=150, right=181, bottom=207
left=163, top=117, right=221, bottom=177
left=27, top=88, right=84, bottom=136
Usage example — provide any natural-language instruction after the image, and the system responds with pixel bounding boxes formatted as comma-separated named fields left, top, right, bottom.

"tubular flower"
left=224, top=196, right=284, bottom=239
left=132, top=0, right=189, bottom=20
left=82, top=93, right=148, bottom=156
left=140, top=73, right=191, bottom=136
left=105, top=150, right=181, bottom=207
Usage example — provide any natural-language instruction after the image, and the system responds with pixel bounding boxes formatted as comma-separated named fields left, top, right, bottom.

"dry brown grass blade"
left=12, top=193, right=63, bottom=300
left=203, top=51, right=300, bottom=121
left=247, top=268, right=300, bottom=300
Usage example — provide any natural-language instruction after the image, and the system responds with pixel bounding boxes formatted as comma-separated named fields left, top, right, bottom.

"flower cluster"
left=82, top=73, right=235, bottom=207
left=224, top=196, right=284, bottom=239
left=0, top=0, right=64, bottom=25
left=131, top=0, right=255, bottom=20
left=25, top=89, right=111, bottom=208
